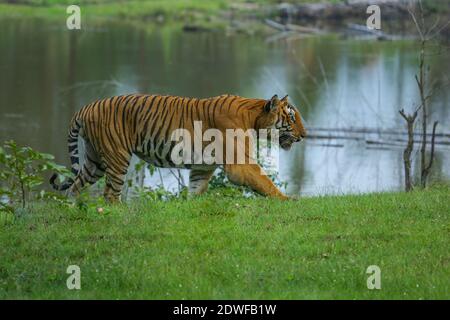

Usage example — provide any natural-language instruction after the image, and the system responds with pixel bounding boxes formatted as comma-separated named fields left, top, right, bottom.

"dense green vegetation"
left=1, top=185, right=448, bottom=299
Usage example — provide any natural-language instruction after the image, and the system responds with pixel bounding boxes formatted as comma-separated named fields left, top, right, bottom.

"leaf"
left=147, top=164, right=156, bottom=176
left=0, top=187, right=13, bottom=197
left=40, top=153, right=55, bottom=160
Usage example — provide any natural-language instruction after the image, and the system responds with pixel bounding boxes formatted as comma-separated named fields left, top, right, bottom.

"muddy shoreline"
left=275, top=0, right=416, bottom=21
left=223, top=0, right=449, bottom=38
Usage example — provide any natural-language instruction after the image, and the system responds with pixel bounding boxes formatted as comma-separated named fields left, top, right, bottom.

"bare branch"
left=419, top=0, right=425, bottom=34
left=408, top=7, right=424, bottom=40
left=169, top=169, right=185, bottom=192
left=426, top=16, right=441, bottom=38
left=429, top=20, right=450, bottom=40
left=414, top=74, right=421, bottom=89
left=399, top=109, right=407, bottom=120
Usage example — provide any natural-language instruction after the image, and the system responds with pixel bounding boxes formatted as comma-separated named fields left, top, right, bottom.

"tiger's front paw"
left=286, top=194, right=301, bottom=201
left=276, top=193, right=290, bottom=201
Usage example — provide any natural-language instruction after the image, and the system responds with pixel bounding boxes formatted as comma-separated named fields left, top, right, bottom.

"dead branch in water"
left=265, top=19, right=321, bottom=34
left=365, top=138, right=449, bottom=147
left=306, top=126, right=450, bottom=138
left=346, top=23, right=395, bottom=40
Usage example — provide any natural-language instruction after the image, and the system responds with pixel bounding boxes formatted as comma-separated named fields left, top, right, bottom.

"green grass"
left=0, top=0, right=228, bottom=22
left=0, top=185, right=449, bottom=299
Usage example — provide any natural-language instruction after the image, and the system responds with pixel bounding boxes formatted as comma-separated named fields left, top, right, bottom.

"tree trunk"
left=399, top=109, right=418, bottom=192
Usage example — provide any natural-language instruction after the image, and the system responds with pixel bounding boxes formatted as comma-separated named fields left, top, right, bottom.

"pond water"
left=0, top=18, right=449, bottom=196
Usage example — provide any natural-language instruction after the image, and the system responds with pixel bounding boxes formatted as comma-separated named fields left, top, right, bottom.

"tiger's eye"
left=287, top=107, right=296, bottom=122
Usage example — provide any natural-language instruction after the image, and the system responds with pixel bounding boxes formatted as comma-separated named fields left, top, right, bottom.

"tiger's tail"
left=50, top=118, right=82, bottom=191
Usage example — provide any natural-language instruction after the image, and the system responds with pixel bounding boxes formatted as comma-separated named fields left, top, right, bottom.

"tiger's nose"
left=300, top=131, right=307, bottom=139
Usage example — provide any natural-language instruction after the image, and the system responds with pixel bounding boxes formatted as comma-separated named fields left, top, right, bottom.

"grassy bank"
left=0, top=185, right=449, bottom=299
left=0, top=0, right=242, bottom=32
left=1, top=0, right=446, bottom=34
left=4, top=1, right=229, bottom=21
left=0, top=0, right=446, bottom=21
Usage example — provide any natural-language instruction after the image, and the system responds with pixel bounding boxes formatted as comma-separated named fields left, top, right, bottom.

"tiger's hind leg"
left=68, top=140, right=106, bottom=196
left=102, top=152, right=132, bottom=203
left=189, top=168, right=215, bottom=195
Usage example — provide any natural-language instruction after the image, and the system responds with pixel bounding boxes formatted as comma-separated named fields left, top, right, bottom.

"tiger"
left=50, top=94, right=306, bottom=202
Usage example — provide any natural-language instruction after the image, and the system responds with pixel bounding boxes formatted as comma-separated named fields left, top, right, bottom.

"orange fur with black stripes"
left=50, top=94, right=306, bottom=202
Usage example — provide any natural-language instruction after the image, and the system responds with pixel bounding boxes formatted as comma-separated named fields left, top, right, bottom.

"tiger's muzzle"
left=280, top=133, right=304, bottom=150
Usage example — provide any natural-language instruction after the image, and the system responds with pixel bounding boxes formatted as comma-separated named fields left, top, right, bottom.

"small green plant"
left=209, top=167, right=233, bottom=190
left=134, top=185, right=183, bottom=201
left=0, top=140, right=70, bottom=211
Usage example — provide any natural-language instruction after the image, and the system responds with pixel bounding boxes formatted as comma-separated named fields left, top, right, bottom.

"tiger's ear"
left=281, top=94, right=288, bottom=102
left=264, top=94, right=279, bottom=113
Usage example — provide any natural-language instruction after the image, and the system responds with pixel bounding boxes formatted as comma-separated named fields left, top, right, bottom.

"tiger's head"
left=263, top=94, right=307, bottom=150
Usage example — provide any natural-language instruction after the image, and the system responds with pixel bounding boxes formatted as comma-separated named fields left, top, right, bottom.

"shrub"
left=0, top=140, right=70, bottom=212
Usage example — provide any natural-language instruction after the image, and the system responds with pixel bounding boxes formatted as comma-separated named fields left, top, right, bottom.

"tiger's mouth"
left=280, top=133, right=301, bottom=150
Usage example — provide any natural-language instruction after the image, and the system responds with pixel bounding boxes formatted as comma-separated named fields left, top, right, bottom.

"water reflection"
left=0, top=18, right=448, bottom=195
